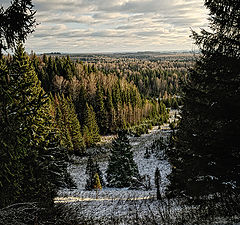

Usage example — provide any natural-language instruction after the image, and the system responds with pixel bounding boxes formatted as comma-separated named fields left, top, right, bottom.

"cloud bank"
left=18, top=0, right=209, bottom=53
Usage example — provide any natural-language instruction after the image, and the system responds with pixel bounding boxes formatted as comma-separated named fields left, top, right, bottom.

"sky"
left=3, top=0, right=209, bottom=53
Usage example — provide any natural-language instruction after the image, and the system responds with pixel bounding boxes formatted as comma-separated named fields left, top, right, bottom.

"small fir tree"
left=85, top=156, right=104, bottom=190
left=155, top=168, right=162, bottom=200
left=106, top=130, right=140, bottom=188
left=94, top=173, right=102, bottom=199
left=85, top=156, right=95, bottom=190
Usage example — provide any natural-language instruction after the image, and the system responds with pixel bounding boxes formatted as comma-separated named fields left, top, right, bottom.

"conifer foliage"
left=0, top=45, right=69, bottom=208
left=167, top=0, right=240, bottom=199
left=0, top=0, right=36, bottom=57
left=106, top=131, right=140, bottom=188
left=93, top=173, right=102, bottom=199
left=85, top=156, right=104, bottom=190
left=32, top=55, right=170, bottom=138
left=52, top=94, right=85, bottom=155
left=95, top=83, right=108, bottom=134
left=155, top=168, right=161, bottom=200
left=83, top=103, right=101, bottom=147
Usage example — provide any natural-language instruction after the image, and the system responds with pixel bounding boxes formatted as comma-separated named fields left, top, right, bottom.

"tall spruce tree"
left=53, top=94, right=85, bottom=154
left=83, top=103, right=100, bottom=147
left=75, top=85, right=87, bottom=125
left=0, top=45, right=69, bottom=208
left=105, top=89, right=116, bottom=132
left=67, top=96, right=86, bottom=155
left=106, top=130, right=140, bottom=188
left=95, top=83, right=108, bottom=134
left=167, top=0, right=240, bottom=199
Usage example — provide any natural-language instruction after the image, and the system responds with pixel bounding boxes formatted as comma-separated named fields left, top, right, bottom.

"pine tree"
left=94, top=161, right=105, bottom=187
left=53, top=94, right=74, bottom=150
left=112, top=81, right=122, bottom=109
left=167, top=0, right=240, bottom=200
left=106, top=130, right=140, bottom=188
left=64, top=56, right=73, bottom=80
left=75, top=86, right=87, bottom=125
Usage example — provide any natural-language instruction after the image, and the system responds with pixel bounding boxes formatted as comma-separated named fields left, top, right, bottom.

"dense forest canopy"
left=28, top=53, right=186, bottom=149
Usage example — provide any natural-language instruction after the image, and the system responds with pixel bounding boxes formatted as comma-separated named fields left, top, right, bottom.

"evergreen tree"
left=0, top=0, right=36, bottom=57
left=67, top=96, right=86, bottom=155
left=155, top=168, right=161, bottom=200
left=75, top=85, right=87, bottom=125
left=83, top=103, right=100, bottom=147
left=53, top=94, right=85, bottom=154
left=94, top=161, right=105, bottom=187
left=0, top=44, right=68, bottom=208
left=85, top=156, right=95, bottom=190
left=95, top=83, right=108, bottom=134
left=94, top=173, right=102, bottom=199
left=85, top=156, right=104, bottom=190
left=63, top=56, right=73, bottom=80
left=112, top=81, right=122, bottom=109
left=105, top=89, right=116, bottom=132
left=167, top=0, right=240, bottom=200
left=106, top=130, right=140, bottom=188
left=54, top=94, right=74, bottom=151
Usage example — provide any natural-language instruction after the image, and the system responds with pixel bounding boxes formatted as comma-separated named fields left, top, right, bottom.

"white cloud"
left=21, top=0, right=210, bottom=53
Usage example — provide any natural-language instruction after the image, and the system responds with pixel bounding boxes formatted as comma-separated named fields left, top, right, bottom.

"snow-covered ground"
left=54, top=111, right=239, bottom=224
left=55, top=112, right=179, bottom=222
left=58, top=125, right=171, bottom=199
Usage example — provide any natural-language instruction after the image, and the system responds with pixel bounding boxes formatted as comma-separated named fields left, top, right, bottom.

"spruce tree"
left=0, top=0, right=36, bottom=57
left=94, top=173, right=102, bottom=199
left=83, top=103, right=100, bottom=147
left=0, top=44, right=68, bottom=208
left=75, top=85, right=87, bottom=125
left=85, top=156, right=95, bottom=190
left=85, top=156, right=104, bottom=190
left=53, top=94, right=85, bottom=154
left=167, top=0, right=240, bottom=199
left=155, top=168, right=161, bottom=200
left=54, top=94, right=74, bottom=150
left=105, top=89, right=116, bottom=132
left=95, top=83, right=108, bottom=134
left=106, top=130, right=140, bottom=188
left=68, top=96, right=86, bottom=155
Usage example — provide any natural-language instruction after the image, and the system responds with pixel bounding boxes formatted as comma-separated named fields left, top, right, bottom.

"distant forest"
left=18, top=53, right=186, bottom=153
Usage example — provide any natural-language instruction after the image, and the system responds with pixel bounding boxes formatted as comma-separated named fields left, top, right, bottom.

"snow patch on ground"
left=58, top=125, right=171, bottom=199
left=56, top=112, right=178, bottom=221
